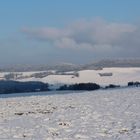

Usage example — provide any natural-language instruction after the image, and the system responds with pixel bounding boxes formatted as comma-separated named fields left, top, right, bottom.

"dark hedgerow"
left=105, top=84, right=120, bottom=89
left=0, top=80, right=49, bottom=94
left=128, top=81, right=140, bottom=87
left=58, top=83, right=100, bottom=91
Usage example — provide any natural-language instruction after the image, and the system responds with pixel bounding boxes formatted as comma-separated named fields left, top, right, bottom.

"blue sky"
left=0, top=0, right=140, bottom=66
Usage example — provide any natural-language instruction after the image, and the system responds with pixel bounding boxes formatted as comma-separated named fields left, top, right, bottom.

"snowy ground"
left=0, top=87, right=140, bottom=140
left=45, top=68, right=140, bottom=86
left=1, top=68, right=140, bottom=86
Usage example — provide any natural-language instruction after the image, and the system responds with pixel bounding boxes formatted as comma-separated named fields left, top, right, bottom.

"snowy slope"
left=0, top=87, right=140, bottom=140
left=14, top=67, right=140, bottom=86
left=0, top=67, right=140, bottom=87
left=44, top=68, right=140, bottom=86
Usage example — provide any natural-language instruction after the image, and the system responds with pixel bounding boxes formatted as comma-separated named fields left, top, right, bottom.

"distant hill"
left=83, top=59, right=140, bottom=70
left=0, top=59, right=140, bottom=72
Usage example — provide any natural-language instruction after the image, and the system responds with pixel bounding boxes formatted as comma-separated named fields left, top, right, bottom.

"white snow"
left=0, top=87, right=140, bottom=139
left=17, top=67, right=140, bottom=86
left=1, top=68, right=140, bottom=86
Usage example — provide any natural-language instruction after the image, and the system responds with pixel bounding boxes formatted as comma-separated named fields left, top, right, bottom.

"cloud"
left=22, top=18, right=140, bottom=57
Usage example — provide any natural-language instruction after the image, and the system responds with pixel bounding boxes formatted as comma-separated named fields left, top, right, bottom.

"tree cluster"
left=105, top=84, right=120, bottom=89
left=58, top=83, right=100, bottom=91
left=0, top=80, right=49, bottom=94
left=128, top=81, right=140, bottom=87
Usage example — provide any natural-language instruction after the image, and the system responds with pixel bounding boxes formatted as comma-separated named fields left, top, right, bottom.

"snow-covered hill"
left=44, top=68, right=140, bottom=86
left=0, top=87, right=140, bottom=139
left=1, top=67, right=140, bottom=87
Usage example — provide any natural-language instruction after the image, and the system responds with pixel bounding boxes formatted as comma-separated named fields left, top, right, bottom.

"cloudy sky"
left=0, top=0, right=140, bottom=66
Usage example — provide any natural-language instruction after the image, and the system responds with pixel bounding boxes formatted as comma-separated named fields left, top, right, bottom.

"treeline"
left=58, top=83, right=121, bottom=91
left=0, top=80, right=140, bottom=94
left=58, top=83, right=100, bottom=91
left=128, top=81, right=140, bottom=87
left=58, top=81, right=140, bottom=91
left=0, top=80, right=49, bottom=94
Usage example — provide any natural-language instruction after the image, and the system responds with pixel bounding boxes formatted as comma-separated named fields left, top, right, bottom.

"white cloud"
left=22, top=18, right=140, bottom=57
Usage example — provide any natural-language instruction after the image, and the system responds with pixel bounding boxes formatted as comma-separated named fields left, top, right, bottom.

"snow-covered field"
left=1, top=67, right=140, bottom=86
left=0, top=87, right=140, bottom=140
left=44, top=68, right=140, bottom=86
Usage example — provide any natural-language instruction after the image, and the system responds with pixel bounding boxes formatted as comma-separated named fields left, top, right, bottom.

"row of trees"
left=0, top=80, right=49, bottom=94
left=58, top=81, right=140, bottom=91
left=0, top=80, right=139, bottom=94
left=128, top=81, right=140, bottom=87
left=58, top=83, right=100, bottom=91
